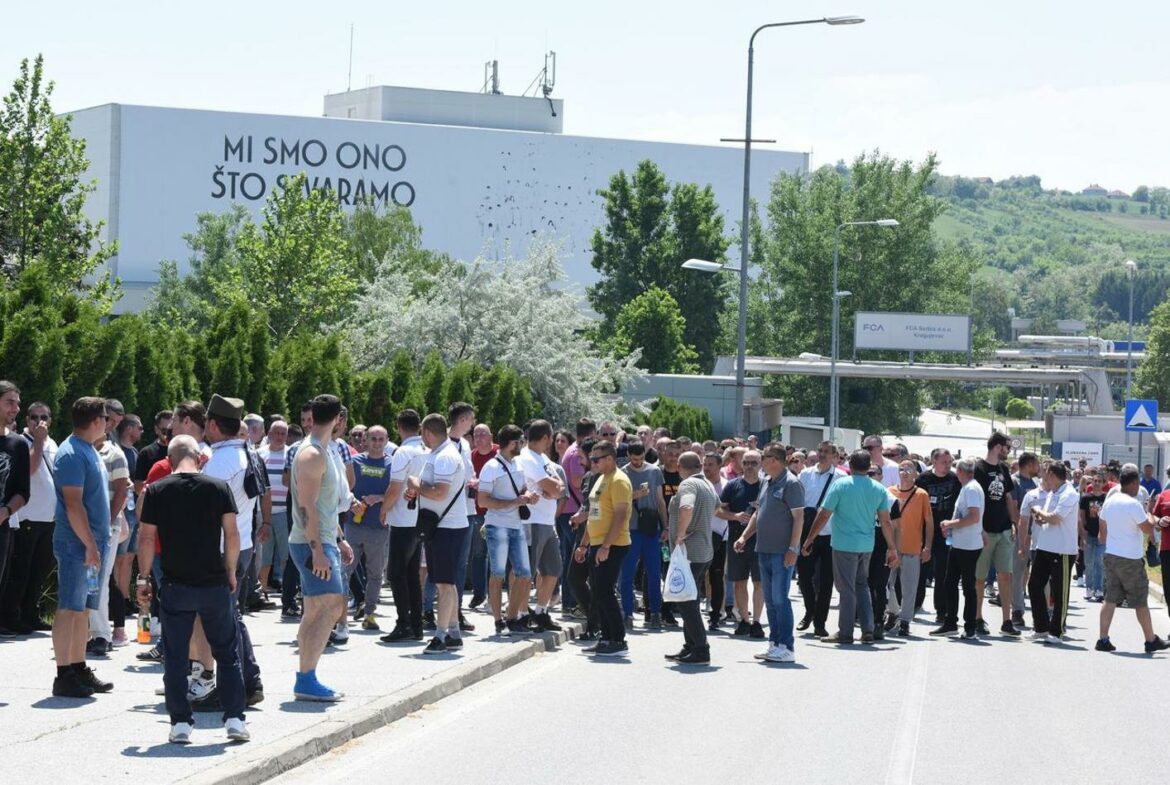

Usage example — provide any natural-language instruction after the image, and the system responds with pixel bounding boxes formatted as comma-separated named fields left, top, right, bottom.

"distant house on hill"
left=1107, top=189, right=1130, bottom=199
left=1081, top=184, right=1108, bottom=196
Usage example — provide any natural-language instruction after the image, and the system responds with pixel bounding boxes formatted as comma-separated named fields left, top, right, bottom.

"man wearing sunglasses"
left=718, top=450, right=765, bottom=638
left=2, top=400, right=56, bottom=634
left=797, top=441, right=846, bottom=638
left=0, top=381, right=32, bottom=638
left=578, top=440, right=632, bottom=657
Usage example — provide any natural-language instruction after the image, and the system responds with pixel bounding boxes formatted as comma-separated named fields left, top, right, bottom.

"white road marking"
left=884, top=637, right=930, bottom=785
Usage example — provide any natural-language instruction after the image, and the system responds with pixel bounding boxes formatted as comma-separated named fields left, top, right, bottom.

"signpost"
left=1124, top=398, right=1159, bottom=468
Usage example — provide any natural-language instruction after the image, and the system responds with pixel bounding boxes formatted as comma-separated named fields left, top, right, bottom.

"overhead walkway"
left=713, top=355, right=1114, bottom=416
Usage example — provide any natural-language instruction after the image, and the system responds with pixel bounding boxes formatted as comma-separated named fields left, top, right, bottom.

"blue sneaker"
left=293, top=672, right=344, bottom=702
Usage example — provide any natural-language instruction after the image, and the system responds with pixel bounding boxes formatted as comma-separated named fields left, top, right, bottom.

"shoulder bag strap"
left=495, top=455, right=524, bottom=498
left=813, top=469, right=835, bottom=509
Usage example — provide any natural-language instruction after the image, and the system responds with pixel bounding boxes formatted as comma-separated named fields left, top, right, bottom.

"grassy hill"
left=928, top=176, right=1170, bottom=339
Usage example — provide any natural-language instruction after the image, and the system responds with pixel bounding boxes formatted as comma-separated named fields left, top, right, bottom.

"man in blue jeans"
left=136, top=435, right=249, bottom=744
left=735, top=442, right=805, bottom=663
left=620, top=442, right=667, bottom=629
left=477, top=425, right=538, bottom=635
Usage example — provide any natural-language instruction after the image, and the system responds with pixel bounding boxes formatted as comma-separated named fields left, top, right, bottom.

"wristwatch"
left=787, top=546, right=799, bottom=554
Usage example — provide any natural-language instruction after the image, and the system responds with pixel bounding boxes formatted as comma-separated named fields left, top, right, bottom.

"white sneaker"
left=764, top=644, right=794, bottom=663
left=169, top=722, right=193, bottom=744
left=1074, top=577, right=1084, bottom=587
left=1029, top=631, right=1047, bottom=642
left=753, top=648, right=771, bottom=660
left=225, top=717, right=250, bottom=742
left=333, top=622, right=350, bottom=643
left=1043, top=634, right=1063, bottom=645
left=189, top=674, right=216, bottom=700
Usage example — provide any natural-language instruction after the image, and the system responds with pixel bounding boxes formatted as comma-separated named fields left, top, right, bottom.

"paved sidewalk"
left=0, top=591, right=579, bottom=785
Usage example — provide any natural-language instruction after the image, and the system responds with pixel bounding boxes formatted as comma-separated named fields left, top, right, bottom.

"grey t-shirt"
left=668, top=475, right=717, bottom=564
left=755, top=471, right=806, bottom=554
left=625, top=463, right=664, bottom=512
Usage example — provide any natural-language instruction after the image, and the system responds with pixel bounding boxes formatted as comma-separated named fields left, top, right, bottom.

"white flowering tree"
left=346, top=241, right=645, bottom=425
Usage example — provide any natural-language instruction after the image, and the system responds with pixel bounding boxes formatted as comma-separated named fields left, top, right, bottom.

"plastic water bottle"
left=136, top=578, right=151, bottom=643
left=86, top=565, right=100, bottom=595
left=661, top=543, right=670, bottom=561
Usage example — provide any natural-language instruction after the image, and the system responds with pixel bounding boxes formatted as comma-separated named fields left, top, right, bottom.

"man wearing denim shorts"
left=477, top=424, right=538, bottom=636
left=288, top=394, right=354, bottom=701
left=51, top=397, right=115, bottom=699
left=517, top=420, right=565, bottom=633
left=973, top=432, right=1019, bottom=637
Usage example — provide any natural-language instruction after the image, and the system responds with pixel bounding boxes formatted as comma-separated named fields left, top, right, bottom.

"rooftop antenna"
left=522, top=51, right=557, bottom=116
left=347, top=24, right=354, bottom=92
left=481, top=60, right=501, bottom=94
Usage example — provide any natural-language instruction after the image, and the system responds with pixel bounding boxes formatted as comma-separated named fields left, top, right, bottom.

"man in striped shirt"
left=259, top=421, right=292, bottom=616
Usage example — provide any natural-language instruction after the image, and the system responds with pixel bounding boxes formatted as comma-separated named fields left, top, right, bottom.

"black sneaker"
left=676, top=648, right=710, bottom=665
left=78, top=666, right=113, bottom=693
left=1144, top=636, right=1170, bottom=654
left=52, top=671, right=94, bottom=699
left=898, top=621, right=911, bottom=637
left=595, top=640, right=629, bottom=657
left=860, top=631, right=875, bottom=643
left=582, top=639, right=607, bottom=653
left=458, top=614, right=475, bottom=633
left=734, top=620, right=751, bottom=637
left=883, top=613, right=898, bottom=632
left=443, top=635, right=464, bottom=649
left=929, top=624, right=959, bottom=637
left=796, top=615, right=812, bottom=632
left=246, top=682, right=264, bottom=706
left=506, top=618, right=532, bottom=636
left=664, top=648, right=690, bottom=661
left=648, top=613, right=663, bottom=630
left=534, top=612, right=562, bottom=632
left=661, top=610, right=679, bottom=627
left=873, top=628, right=885, bottom=641
left=410, top=627, right=425, bottom=640
left=422, top=611, right=437, bottom=631
left=136, top=645, right=163, bottom=662
left=281, top=607, right=302, bottom=621
left=975, top=619, right=991, bottom=636
left=1000, top=620, right=1021, bottom=637
left=469, top=592, right=486, bottom=610
left=380, top=626, right=418, bottom=643
left=749, top=621, right=766, bottom=639
left=1011, top=611, right=1026, bottom=627
left=423, top=637, right=447, bottom=655
left=988, top=596, right=1002, bottom=607
left=191, top=686, right=223, bottom=712
left=85, top=638, right=110, bottom=657
left=813, top=627, right=829, bottom=638
left=494, top=619, right=507, bottom=635
left=960, top=627, right=977, bottom=640
left=1095, top=638, right=1116, bottom=652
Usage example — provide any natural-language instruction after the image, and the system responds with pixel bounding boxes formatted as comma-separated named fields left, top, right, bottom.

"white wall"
left=68, top=104, right=808, bottom=313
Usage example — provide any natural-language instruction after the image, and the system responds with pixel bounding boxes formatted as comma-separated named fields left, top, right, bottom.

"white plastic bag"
left=662, top=544, right=697, bottom=602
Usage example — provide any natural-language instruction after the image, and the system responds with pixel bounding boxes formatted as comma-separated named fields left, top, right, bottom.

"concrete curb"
left=177, top=621, right=584, bottom=785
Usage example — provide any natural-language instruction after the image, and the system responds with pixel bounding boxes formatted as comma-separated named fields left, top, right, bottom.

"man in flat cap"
left=198, top=394, right=265, bottom=707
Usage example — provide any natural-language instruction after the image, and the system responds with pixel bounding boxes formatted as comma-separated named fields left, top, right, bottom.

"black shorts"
left=424, top=527, right=468, bottom=586
left=726, top=522, right=759, bottom=582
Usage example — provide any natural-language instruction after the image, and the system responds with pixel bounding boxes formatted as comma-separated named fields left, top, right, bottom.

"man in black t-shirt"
left=136, top=435, right=248, bottom=745
left=133, top=411, right=173, bottom=493
left=0, top=381, right=32, bottom=638
left=972, top=432, right=1019, bottom=636
left=915, top=448, right=962, bottom=623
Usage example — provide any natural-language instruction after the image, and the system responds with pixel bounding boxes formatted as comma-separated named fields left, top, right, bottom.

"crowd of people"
left=1, top=379, right=1168, bottom=746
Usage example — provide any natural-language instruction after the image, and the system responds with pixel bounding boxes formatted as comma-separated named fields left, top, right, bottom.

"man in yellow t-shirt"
left=577, top=440, right=631, bottom=657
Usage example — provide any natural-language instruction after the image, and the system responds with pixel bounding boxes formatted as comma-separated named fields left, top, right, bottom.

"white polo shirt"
left=387, top=435, right=427, bottom=528
left=204, top=438, right=254, bottom=551
left=1032, top=482, right=1079, bottom=555
left=418, top=439, right=467, bottom=529
left=478, top=454, right=524, bottom=530
left=516, top=447, right=558, bottom=526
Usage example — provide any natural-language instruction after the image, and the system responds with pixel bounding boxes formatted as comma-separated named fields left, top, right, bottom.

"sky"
left=7, top=0, right=1169, bottom=192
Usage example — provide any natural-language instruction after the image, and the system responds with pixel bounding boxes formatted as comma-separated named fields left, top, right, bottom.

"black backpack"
left=241, top=444, right=270, bottom=500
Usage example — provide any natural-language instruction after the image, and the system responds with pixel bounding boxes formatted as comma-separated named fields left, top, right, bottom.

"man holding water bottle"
left=50, top=397, right=114, bottom=699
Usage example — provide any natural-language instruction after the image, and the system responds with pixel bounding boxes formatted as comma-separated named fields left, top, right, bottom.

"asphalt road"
left=270, top=589, right=1170, bottom=785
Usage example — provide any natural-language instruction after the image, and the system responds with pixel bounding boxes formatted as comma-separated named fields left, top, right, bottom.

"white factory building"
left=67, top=84, right=809, bottom=312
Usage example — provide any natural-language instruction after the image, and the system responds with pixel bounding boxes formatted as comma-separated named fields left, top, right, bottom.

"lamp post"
left=829, top=218, right=898, bottom=439
left=1125, top=258, right=1137, bottom=398
left=728, top=14, right=864, bottom=436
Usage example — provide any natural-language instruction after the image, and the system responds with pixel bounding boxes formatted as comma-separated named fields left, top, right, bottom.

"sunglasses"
left=589, top=455, right=604, bottom=463
left=742, top=460, right=760, bottom=466
left=899, top=468, right=914, bottom=475
left=29, top=414, right=50, bottom=422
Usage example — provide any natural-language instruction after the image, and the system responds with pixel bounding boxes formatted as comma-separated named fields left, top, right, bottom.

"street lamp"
left=1125, top=258, right=1137, bottom=397
left=682, top=258, right=740, bottom=274
left=829, top=219, right=898, bottom=440
left=726, top=14, right=864, bottom=436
